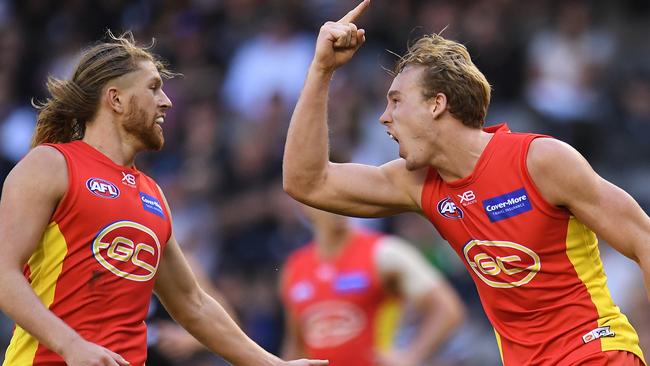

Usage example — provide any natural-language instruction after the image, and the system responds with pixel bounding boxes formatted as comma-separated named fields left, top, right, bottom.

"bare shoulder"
left=3, top=145, right=67, bottom=198
left=527, top=138, right=585, bottom=169
left=375, top=235, right=438, bottom=276
left=527, top=137, right=596, bottom=207
left=24, top=145, right=66, bottom=165
left=0, top=146, right=67, bottom=244
left=154, top=183, right=174, bottom=222
left=375, top=235, right=417, bottom=268
left=379, top=159, right=429, bottom=209
left=381, top=158, right=428, bottom=179
left=13, top=145, right=67, bottom=178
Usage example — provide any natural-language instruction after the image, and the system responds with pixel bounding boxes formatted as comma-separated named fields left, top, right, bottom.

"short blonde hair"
left=395, top=34, right=491, bottom=128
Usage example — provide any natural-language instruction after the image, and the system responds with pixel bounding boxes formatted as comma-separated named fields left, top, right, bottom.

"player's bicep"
left=0, top=146, right=66, bottom=267
left=153, top=188, right=204, bottom=314
left=303, top=160, right=425, bottom=217
left=565, top=176, right=650, bottom=260
left=154, top=237, right=202, bottom=313
left=527, top=138, right=599, bottom=209
left=528, top=138, right=650, bottom=260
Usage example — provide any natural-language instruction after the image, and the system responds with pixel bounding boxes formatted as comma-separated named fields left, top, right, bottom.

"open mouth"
left=155, top=116, right=164, bottom=125
left=387, top=131, right=399, bottom=143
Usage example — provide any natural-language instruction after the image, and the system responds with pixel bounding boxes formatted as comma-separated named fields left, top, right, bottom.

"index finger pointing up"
left=338, top=0, right=370, bottom=24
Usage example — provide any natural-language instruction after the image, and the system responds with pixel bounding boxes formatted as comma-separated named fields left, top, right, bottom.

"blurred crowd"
left=1, top=0, right=650, bottom=365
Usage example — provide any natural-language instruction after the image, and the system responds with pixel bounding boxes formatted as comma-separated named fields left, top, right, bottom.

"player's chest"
left=429, top=184, right=537, bottom=241
left=289, top=264, right=381, bottom=309
left=77, top=172, right=166, bottom=222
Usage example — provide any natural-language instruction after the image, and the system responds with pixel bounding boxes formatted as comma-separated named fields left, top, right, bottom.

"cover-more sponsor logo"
left=482, top=188, right=532, bottom=222
left=92, top=220, right=162, bottom=282
left=334, top=272, right=369, bottom=293
left=140, top=192, right=165, bottom=218
left=463, top=240, right=541, bottom=288
left=86, top=178, right=120, bottom=199
left=437, top=197, right=464, bottom=219
left=301, top=301, right=366, bottom=348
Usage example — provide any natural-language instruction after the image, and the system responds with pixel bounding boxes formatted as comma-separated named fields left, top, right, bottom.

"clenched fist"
left=312, top=0, right=370, bottom=73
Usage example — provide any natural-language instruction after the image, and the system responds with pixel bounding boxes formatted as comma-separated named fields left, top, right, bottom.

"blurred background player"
left=280, top=205, right=465, bottom=366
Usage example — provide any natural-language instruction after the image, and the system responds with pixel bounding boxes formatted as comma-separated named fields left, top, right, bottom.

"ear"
left=430, top=92, right=447, bottom=120
left=106, top=86, right=125, bottom=114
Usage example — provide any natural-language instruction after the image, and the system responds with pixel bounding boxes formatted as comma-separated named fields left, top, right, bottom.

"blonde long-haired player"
left=0, top=31, right=328, bottom=366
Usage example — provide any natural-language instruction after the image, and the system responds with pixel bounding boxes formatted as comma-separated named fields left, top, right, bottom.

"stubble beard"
left=123, top=96, right=164, bottom=151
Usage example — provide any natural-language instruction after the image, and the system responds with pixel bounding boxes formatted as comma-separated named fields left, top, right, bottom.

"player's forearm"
left=616, top=222, right=650, bottom=302
left=280, top=339, right=304, bottom=361
left=174, top=290, right=281, bottom=366
left=283, top=65, right=334, bottom=201
left=0, top=269, right=83, bottom=357
left=405, top=291, right=465, bottom=364
left=635, top=245, right=650, bottom=303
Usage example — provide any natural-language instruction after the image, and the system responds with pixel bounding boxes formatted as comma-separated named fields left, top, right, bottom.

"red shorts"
left=572, top=351, right=644, bottom=366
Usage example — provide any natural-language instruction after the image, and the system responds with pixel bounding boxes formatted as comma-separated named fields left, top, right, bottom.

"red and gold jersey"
left=4, top=141, right=172, bottom=366
left=421, top=124, right=645, bottom=365
left=281, top=230, right=400, bottom=366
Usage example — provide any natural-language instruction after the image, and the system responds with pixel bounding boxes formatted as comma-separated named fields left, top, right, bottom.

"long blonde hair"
left=31, top=31, right=174, bottom=147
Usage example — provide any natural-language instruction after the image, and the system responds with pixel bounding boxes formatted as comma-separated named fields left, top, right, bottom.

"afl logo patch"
left=290, top=281, right=314, bottom=303
left=437, top=197, right=463, bottom=219
left=92, top=221, right=162, bottom=282
left=463, top=240, right=541, bottom=288
left=86, top=178, right=120, bottom=199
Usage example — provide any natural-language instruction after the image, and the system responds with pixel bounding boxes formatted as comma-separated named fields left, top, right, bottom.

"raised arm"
left=374, top=236, right=465, bottom=366
left=0, top=146, right=129, bottom=366
left=527, top=138, right=650, bottom=301
left=283, top=0, right=423, bottom=217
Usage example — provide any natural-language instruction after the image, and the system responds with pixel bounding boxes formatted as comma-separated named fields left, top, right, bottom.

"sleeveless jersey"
left=281, top=230, right=400, bottom=366
left=420, top=124, right=645, bottom=365
left=4, top=141, right=172, bottom=366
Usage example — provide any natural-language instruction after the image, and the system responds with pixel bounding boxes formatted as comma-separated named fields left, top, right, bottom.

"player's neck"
left=432, top=125, right=493, bottom=182
left=83, top=116, right=139, bottom=167
left=315, top=226, right=352, bottom=260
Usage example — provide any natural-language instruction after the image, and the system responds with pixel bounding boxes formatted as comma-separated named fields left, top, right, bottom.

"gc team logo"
left=301, top=301, right=366, bottom=348
left=86, top=178, right=120, bottom=199
left=92, top=221, right=161, bottom=282
left=463, top=240, right=541, bottom=288
left=437, top=197, right=464, bottom=219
